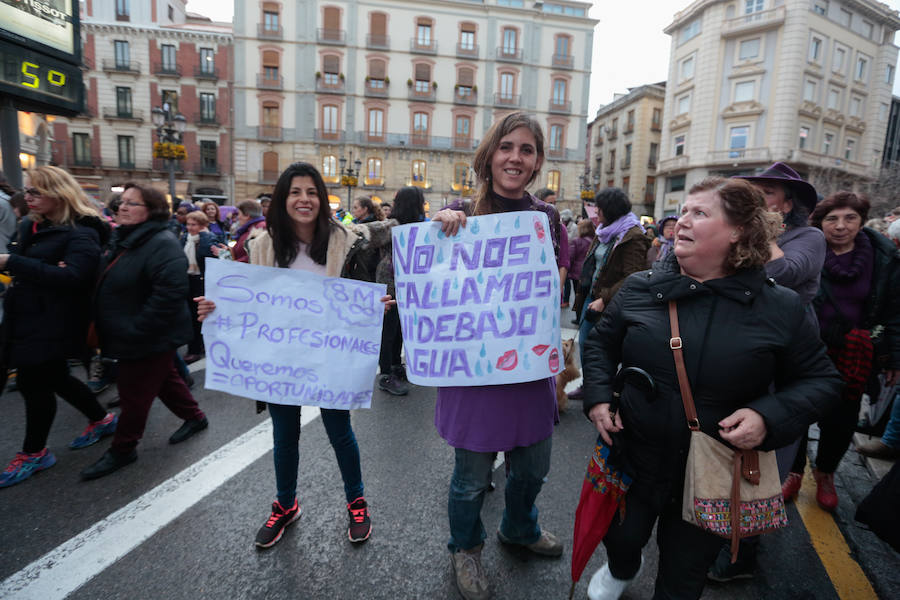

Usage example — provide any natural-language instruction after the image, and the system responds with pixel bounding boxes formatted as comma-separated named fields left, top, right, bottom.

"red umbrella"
left=569, top=367, right=654, bottom=599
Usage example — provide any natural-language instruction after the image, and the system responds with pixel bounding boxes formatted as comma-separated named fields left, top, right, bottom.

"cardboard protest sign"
left=201, top=259, right=386, bottom=409
left=393, top=211, right=562, bottom=387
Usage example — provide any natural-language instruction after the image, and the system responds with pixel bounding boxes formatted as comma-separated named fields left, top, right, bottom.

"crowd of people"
left=0, top=108, right=899, bottom=600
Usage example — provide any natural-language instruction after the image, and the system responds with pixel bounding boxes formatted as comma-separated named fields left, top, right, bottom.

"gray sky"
left=185, top=0, right=900, bottom=117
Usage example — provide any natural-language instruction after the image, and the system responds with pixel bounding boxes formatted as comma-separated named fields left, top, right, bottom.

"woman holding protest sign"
left=430, top=112, right=564, bottom=600
left=196, top=162, right=395, bottom=548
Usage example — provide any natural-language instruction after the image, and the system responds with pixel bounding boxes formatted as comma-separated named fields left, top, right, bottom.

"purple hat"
left=735, top=162, right=818, bottom=214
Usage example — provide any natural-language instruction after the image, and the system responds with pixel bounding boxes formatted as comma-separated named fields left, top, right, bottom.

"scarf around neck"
left=596, top=212, right=643, bottom=245
left=823, top=230, right=872, bottom=282
left=184, top=233, right=200, bottom=273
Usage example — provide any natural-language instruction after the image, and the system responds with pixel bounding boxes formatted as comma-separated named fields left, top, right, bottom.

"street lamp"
left=339, top=152, right=362, bottom=212
left=152, top=106, right=187, bottom=211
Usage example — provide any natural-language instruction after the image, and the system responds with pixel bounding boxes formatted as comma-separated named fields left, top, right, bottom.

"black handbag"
left=855, top=461, right=900, bottom=552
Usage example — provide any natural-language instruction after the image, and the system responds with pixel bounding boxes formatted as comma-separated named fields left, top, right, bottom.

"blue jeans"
left=268, top=403, right=364, bottom=507
left=447, top=436, right=552, bottom=552
left=882, top=391, right=900, bottom=448
left=578, top=301, right=593, bottom=364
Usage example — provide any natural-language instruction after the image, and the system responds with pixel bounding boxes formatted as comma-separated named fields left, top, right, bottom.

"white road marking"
left=0, top=408, right=321, bottom=600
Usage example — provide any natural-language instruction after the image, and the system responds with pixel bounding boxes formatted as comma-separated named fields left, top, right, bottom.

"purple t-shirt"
left=435, top=192, right=560, bottom=451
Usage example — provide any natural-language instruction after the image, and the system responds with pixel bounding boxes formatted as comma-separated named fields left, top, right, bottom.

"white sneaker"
left=586, top=559, right=642, bottom=600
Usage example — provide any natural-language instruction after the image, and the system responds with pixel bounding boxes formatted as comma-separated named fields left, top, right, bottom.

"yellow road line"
left=794, top=466, right=877, bottom=600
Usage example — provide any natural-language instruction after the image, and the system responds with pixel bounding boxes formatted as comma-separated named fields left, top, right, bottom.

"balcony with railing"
left=456, top=43, right=479, bottom=58
left=317, top=78, right=345, bottom=94
left=707, top=147, right=771, bottom=164
left=315, top=129, right=344, bottom=142
left=547, top=147, right=568, bottom=159
left=364, top=80, right=389, bottom=97
left=354, top=131, right=477, bottom=152
left=453, top=88, right=477, bottom=105
left=453, top=136, right=474, bottom=149
left=658, top=155, right=690, bottom=172
left=410, top=38, right=438, bottom=54
left=494, top=93, right=520, bottom=107
left=721, top=6, right=785, bottom=38
left=195, top=66, right=219, bottom=81
left=258, top=170, right=279, bottom=184
left=195, top=112, right=220, bottom=127
left=552, top=54, right=574, bottom=69
left=620, top=159, right=632, bottom=170
left=257, top=74, right=284, bottom=90
left=102, top=59, right=140, bottom=74
left=257, top=23, right=283, bottom=39
left=102, top=107, right=144, bottom=122
left=549, top=99, right=572, bottom=114
left=791, top=148, right=870, bottom=177
left=193, top=162, right=221, bottom=176
left=647, top=158, right=658, bottom=169
left=366, top=34, right=390, bottom=49
left=257, top=126, right=283, bottom=141
left=152, top=62, right=181, bottom=77
left=410, top=133, right=431, bottom=146
left=496, top=47, right=523, bottom=62
left=318, top=28, right=346, bottom=45
left=408, top=87, right=436, bottom=102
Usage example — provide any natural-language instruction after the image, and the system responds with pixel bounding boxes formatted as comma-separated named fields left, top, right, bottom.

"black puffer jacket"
left=4, top=216, right=109, bottom=367
left=94, top=220, right=192, bottom=361
left=582, top=253, right=842, bottom=483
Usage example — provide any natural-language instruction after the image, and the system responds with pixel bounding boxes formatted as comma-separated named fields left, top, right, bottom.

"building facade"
left=883, top=95, right=900, bottom=167
left=656, top=0, right=900, bottom=218
left=233, top=0, right=596, bottom=213
left=587, top=83, right=666, bottom=218
left=49, top=0, right=233, bottom=204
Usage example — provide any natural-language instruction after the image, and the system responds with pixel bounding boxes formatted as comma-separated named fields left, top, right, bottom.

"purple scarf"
left=235, top=216, right=265, bottom=238
left=595, top=212, right=643, bottom=245
left=823, top=231, right=872, bottom=282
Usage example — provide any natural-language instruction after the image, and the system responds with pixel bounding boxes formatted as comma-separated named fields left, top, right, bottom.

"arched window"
left=321, top=104, right=339, bottom=138
left=411, top=160, right=427, bottom=186
left=366, top=157, right=383, bottom=185
left=322, top=155, right=338, bottom=181
left=368, top=108, right=384, bottom=140
left=322, top=55, right=340, bottom=85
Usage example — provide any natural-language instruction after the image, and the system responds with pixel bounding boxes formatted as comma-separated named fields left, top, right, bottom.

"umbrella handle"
left=568, top=580, right=575, bottom=600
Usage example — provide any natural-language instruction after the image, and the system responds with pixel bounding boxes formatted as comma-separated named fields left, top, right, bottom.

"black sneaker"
left=707, top=544, right=756, bottom=582
left=169, top=416, right=208, bottom=444
left=347, top=497, right=372, bottom=543
left=255, top=500, right=301, bottom=548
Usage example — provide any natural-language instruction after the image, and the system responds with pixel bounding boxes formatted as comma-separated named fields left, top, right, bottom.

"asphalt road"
left=0, top=323, right=897, bottom=599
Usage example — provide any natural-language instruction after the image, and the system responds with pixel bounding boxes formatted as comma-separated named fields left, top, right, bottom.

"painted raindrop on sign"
left=494, top=220, right=502, bottom=233
left=479, top=343, right=486, bottom=358
left=540, top=249, right=547, bottom=264
left=514, top=215, right=521, bottom=229
left=496, top=305, right=504, bottom=320
left=437, top=229, right=445, bottom=239
left=523, top=353, right=531, bottom=370
left=487, top=362, right=493, bottom=373
left=436, top=248, right=444, bottom=264
left=470, top=220, right=480, bottom=234
left=477, top=272, right=484, bottom=284
left=541, top=307, right=547, bottom=320
left=475, top=362, right=483, bottom=376
left=431, top=286, right=437, bottom=299
left=399, top=231, right=406, bottom=247
left=453, top=278, right=459, bottom=289
left=424, top=232, right=431, bottom=243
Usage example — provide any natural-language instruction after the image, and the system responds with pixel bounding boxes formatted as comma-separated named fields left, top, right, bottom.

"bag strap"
left=667, top=301, right=700, bottom=431
left=93, top=250, right=126, bottom=295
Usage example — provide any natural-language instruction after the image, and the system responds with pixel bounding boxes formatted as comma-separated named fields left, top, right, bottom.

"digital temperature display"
left=0, top=38, right=82, bottom=115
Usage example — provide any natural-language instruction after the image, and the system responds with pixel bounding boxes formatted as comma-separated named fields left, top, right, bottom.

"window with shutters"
left=456, top=67, right=475, bottom=98
left=454, top=115, right=471, bottom=147
left=262, top=151, right=279, bottom=180
left=199, top=93, right=216, bottom=122
left=502, top=28, right=518, bottom=55
left=414, top=63, right=431, bottom=94
left=498, top=71, right=516, bottom=103
left=263, top=3, right=280, bottom=33
left=458, top=22, right=477, bottom=56
left=262, top=50, right=280, bottom=84
left=369, top=12, right=388, bottom=48
left=552, top=34, right=573, bottom=68
left=262, top=102, right=280, bottom=128
left=548, top=124, right=564, bottom=153
left=321, top=105, right=339, bottom=137
left=368, top=109, right=384, bottom=139
left=322, top=6, right=342, bottom=42
left=415, top=18, right=434, bottom=50
left=412, top=112, right=429, bottom=144
left=73, top=133, right=91, bottom=166
left=367, top=59, right=387, bottom=89
left=322, top=55, right=340, bottom=85
left=552, top=79, right=567, bottom=106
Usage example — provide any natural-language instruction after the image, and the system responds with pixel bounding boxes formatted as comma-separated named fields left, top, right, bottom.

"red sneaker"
left=813, top=469, right=838, bottom=512
left=781, top=471, right=803, bottom=503
left=347, top=497, right=371, bottom=543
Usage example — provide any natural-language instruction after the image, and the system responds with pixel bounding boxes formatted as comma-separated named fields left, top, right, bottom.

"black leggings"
left=792, top=387, right=862, bottom=474
left=378, top=305, right=403, bottom=373
left=17, top=359, right=107, bottom=453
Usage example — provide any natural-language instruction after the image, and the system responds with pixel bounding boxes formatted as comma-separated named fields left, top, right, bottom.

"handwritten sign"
left=392, top=211, right=562, bottom=387
left=202, top=259, right=386, bottom=409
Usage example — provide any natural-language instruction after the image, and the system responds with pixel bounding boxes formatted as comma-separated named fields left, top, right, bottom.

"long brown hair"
left=470, top=112, right=545, bottom=216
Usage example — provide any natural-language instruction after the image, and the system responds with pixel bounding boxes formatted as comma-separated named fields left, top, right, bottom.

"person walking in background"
left=569, top=218, right=596, bottom=322
left=196, top=162, right=395, bottom=549
left=167, top=202, right=191, bottom=238
left=568, top=188, right=649, bottom=402
left=181, top=211, right=218, bottom=364
left=0, top=172, right=17, bottom=250
left=81, top=183, right=208, bottom=481
left=202, top=201, right=228, bottom=243
left=230, top=200, right=266, bottom=263
left=375, top=186, right=426, bottom=396
left=351, top=196, right=380, bottom=224
left=783, top=191, right=900, bottom=512
left=646, top=215, right=676, bottom=267
left=0, top=166, right=116, bottom=488
left=581, top=177, right=840, bottom=600
left=534, top=188, right=571, bottom=308
left=431, top=112, right=565, bottom=600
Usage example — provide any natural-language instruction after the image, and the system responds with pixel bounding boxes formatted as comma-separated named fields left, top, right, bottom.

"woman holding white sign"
left=431, top=112, right=564, bottom=600
left=196, top=162, right=395, bottom=549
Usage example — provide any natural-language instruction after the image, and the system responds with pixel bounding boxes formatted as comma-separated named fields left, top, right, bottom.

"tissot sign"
left=0, top=0, right=83, bottom=116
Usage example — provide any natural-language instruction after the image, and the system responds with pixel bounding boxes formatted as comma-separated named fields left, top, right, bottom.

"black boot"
left=81, top=449, right=137, bottom=480
left=377, top=367, right=409, bottom=396
left=169, top=417, right=209, bottom=444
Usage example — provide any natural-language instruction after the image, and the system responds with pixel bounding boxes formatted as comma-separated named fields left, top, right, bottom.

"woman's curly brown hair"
left=687, top=177, right=782, bottom=271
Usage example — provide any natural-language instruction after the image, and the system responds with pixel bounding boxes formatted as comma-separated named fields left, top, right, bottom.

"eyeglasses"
left=24, top=187, right=41, bottom=197
left=121, top=200, right=146, bottom=208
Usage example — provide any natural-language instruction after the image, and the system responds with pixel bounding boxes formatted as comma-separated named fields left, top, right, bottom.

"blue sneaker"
left=69, top=413, right=118, bottom=450
left=0, top=449, right=57, bottom=488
